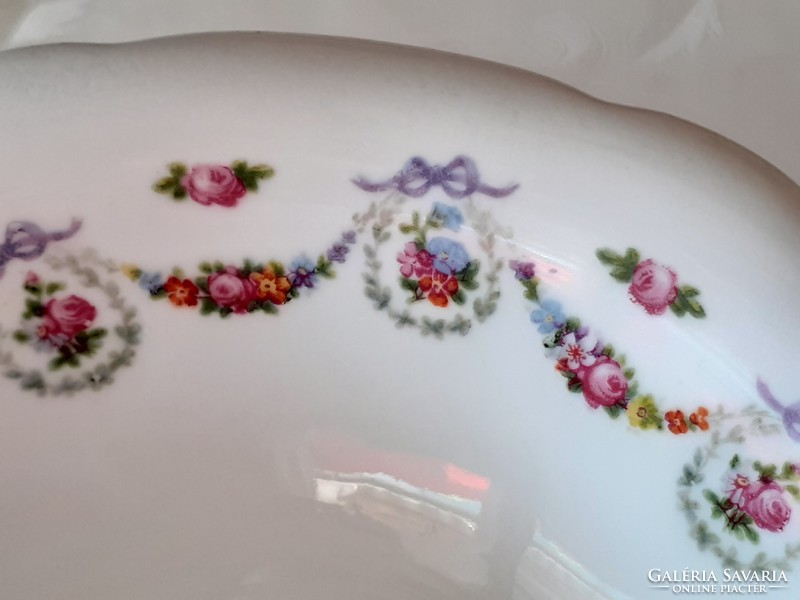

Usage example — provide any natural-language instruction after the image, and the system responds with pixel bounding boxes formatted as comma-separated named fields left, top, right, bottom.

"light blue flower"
left=530, top=299, right=565, bottom=334
left=138, top=271, right=164, bottom=295
left=430, top=202, right=464, bottom=232
left=426, top=237, right=470, bottom=275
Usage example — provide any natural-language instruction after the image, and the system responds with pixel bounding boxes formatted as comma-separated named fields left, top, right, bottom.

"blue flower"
left=530, top=299, right=565, bottom=334
left=430, top=202, right=464, bottom=232
left=341, top=230, right=357, bottom=244
left=138, top=271, right=164, bottom=295
left=289, top=255, right=318, bottom=289
left=426, top=237, right=470, bottom=275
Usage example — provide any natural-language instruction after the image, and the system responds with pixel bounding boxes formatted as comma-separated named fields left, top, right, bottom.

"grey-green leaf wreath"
left=0, top=251, right=141, bottom=396
left=677, top=410, right=800, bottom=571
left=353, top=192, right=508, bottom=339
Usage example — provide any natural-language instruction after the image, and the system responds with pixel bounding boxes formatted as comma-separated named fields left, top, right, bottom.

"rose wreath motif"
left=677, top=416, right=800, bottom=570
left=0, top=250, right=141, bottom=396
left=352, top=156, right=517, bottom=339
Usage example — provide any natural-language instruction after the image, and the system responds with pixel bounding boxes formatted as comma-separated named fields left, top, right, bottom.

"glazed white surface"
left=0, top=34, right=798, bottom=599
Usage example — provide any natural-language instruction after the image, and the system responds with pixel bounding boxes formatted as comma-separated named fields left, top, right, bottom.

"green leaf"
left=200, top=298, right=217, bottom=315
left=261, top=302, right=278, bottom=314
left=198, top=262, right=213, bottom=274
left=595, top=248, right=623, bottom=265
left=45, top=282, right=64, bottom=295
left=670, top=302, right=687, bottom=317
left=522, top=279, right=540, bottom=302
left=622, top=248, right=640, bottom=268
left=702, top=489, right=720, bottom=505
left=609, top=266, right=634, bottom=282
left=785, top=484, right=800, bottom=500
left=730, top=454, right=740, bottom=469
left=12, top=330, right=29, bottom=343
left=680, top=285, right=700, bottom=297
left=564, top=317, right=581, bottom=332
left=399, top=278, right=419, bottom=292
left=604, top=405, right=622, bottom=419
left=686, top=298, right=706, bottom=318
left=744, top=525, right=759, bottom=544
left=86, top=328, right=108, bottom=340
left=168, top=162, right=187, bottom=178
left=460, top=279, right=479, bottom=291
left=451, top=291, right=466, bottom=305
left=153, top=177, right=176, bottom=193
left=601, top=344, right=615, bottom=358
left=172, top=186, right=187, bottom=200
left=623, top=368, right=635, bottom=380
left=567, top=378, right=583, bottom=393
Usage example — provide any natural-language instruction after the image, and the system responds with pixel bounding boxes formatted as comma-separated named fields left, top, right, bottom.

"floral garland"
left=353, top=193, right=506, bottom=338
left=153, top=160, right=274, bottom=207
left=0, top=251, right=141, bottom=395
left=122, top=231, right=356, bottom=317
left=510, top=259, right=710, bottom=433
left=678, top=415, right=800, bottom=569
left=596, top=247, right=706, bottom=318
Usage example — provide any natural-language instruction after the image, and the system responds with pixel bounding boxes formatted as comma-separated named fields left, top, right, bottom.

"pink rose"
left=181, top=165, right=246, bottom=207
left=580, top=357, right=628, bottom=408
left=628, top=259, right=677, bottom=315
left=207, top=267, right=256, bottom=313
left=741, top=480, right=792, bottom=532
left=40, top=295, right=97, bottom=341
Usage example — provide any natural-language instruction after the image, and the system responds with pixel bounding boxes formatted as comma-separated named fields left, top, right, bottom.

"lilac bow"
left=0, top=219, right=82, bottom=278
left=757, top=378, right=800, bottom=442
left=353, top=156, right=519, bottom=199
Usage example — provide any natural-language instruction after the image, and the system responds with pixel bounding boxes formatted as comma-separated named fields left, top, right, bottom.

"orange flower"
left=690, top=407, right=709, bottom=431
left=250, top=266, right=292, bottom=305
left=164, top=276, right=199, bottom=307
left=418, top=270, right=459, bottom=307
left=665, top=410, right=689, bottom=435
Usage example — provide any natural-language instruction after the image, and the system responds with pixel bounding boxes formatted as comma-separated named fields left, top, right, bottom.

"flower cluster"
left=123, top=231, right=356, bottom=317
left=596, top=248, right=705, bottom=318
left=153, top=160, right=274, bottom=207
left=511, top=259, right=709, bottom=434
left=704, top=459, right=799, bottom=541
left=12, top=272, right=107, bottom=370
left=396, top=205, right=479, bottom=308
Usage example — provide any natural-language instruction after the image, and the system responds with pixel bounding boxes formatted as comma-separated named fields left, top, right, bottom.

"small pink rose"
left=741, top=480, right=792, bottom=532
left=41, top=295, right=97, bottom=341
left=580, top=357, right=628, bottom=408
left=181, top=164, right=246, bottom=207
left=24, top=271, right=40, bottom=286
left=628, top=259, right=678, bottom=315
left=207, top=267, right=256, bottom=313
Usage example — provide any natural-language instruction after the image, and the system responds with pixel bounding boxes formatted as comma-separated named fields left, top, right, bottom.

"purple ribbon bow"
left=0, top=218, right=82, bottom=278
left=353, top=155, right=519, bottom=199
left=757, top=378, right=800, bottom=442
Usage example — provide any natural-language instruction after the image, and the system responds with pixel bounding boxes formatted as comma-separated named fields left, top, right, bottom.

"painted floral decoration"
left=596, top=248, right=705, bottom=318
left=701, top=454, right=799, bottom=545
left=396, top=204, right=479, bottom=308
left=153, top=161, right=274, bottom=207
left=511, top=259, right=708, bottom=433
left=11, top=272, right=107, bottom=370
left=123, top=231, right=356, bottom=317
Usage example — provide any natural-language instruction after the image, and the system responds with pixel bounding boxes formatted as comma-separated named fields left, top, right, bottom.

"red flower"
left=690, top=407, right=709, bottom=431
left=665, top=410, right=689, bottom=434
left=418, top=270, right=459, bottom=307
left=164, top=276, right=200, bottom=307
